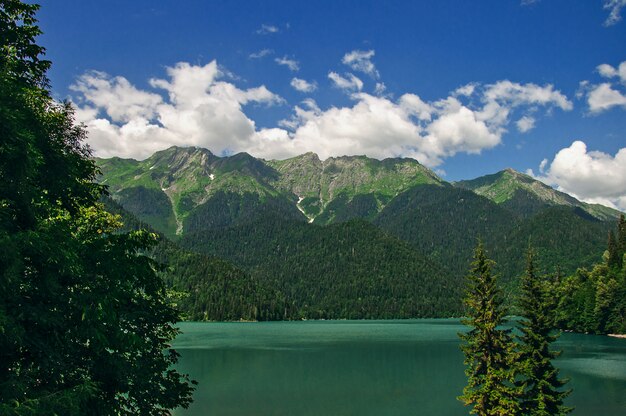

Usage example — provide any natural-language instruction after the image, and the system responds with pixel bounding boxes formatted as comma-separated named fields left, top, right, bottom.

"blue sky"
left=37, top=0, right=626, bottom=208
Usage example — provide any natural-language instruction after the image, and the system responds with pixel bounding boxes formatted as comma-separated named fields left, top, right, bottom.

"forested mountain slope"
left=181, top=214, right=460, bottom=319
left=102, top=198, right=291, bottom=321
left=97, top=146, right=622, bottom=317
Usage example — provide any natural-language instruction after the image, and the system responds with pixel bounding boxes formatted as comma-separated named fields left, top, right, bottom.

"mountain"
left=97, top=147, right=303, bottom=238
left=373, top=184, right=518, bottom=279
left=97, top=146, right=621, bottom=319
left=455, top=168, right=621, bottom=221
left=265, top=152, right=443, bottom=224
left=97, top=146, right=442, bottom=236
left=180, top=213, right=461, bottom=319
left=101, top=197, right=291, bottom=321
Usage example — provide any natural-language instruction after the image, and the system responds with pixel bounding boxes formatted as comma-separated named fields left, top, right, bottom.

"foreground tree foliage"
left=0, top=1, right=194, bottom=414
left=460, top=243, right=575, bottom=415
left=517, top=248, right=571, bottom=415
left=458, top=242, right=520, bottom=415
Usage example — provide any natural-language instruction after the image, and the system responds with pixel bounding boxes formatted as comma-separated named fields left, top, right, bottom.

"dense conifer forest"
left=550, top=215, right=626, bottom=334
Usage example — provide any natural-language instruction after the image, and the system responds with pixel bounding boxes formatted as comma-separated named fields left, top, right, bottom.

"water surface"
left=172, top=320, right=626, bottom=415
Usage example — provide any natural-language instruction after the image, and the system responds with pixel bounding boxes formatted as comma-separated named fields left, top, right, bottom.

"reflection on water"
left=172, top=320, right=626, bottom=416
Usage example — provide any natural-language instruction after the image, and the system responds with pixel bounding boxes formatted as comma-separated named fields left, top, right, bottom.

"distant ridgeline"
left=97, top=146, right=624, bottom=326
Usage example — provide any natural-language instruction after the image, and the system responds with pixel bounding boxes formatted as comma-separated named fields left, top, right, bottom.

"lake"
left=172, top=320, right=626, bottom=415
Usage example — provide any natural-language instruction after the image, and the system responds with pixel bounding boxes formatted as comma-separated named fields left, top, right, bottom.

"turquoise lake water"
left=172, top=320, right=626, bottom=415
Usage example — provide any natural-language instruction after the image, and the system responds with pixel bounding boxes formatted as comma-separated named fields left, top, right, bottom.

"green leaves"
left=0, top=1, right=194, bottom=414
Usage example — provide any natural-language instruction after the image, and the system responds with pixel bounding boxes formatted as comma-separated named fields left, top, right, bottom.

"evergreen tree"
left=607, top=230, right=620, bottom=269
left=459, top=241, right=520, bottom=415
left=617, top=214, right=626, bottom=269
left=0, top=1, right=194, bottom=414
left=518, top=247, right=572, bottom=415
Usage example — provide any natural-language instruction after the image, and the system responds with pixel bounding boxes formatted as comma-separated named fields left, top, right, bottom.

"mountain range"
left=96, top=146, right=622, bottom=320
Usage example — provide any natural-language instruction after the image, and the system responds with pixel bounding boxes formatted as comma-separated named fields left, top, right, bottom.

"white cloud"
left=582, top=60, right=626, bottom=113
left=73, top=61, right=284, bottom=160
left=278, top=98, right=321, bottom=130
left=539, top=141, right=626, bottom=210
left=596, top=61, right=626, bottom=83
left=74, top=62, right=572, bottom=170
left=454, top=83, right=477, bottom=97
left=587, top=83, right=626, bottom=113
left=374, top=82, right=387, bottom=96
left=471, top=81, right=572, bottom=138
left=249, top=49, right=273, bottom=59
left=279, top=81, right=569, bottom=167
left=286, top=93, right=428, bottom=161
left=70, top=71, right=163, bottom=123
left=275, top=56, right=299, bottom=71
left=398, top=93, right=433, bottom=121
left=256, top=24, right=279, bottom=35
left=516, top=116, right=536, bottom=133
left=342, top=49, right=379, bottom=78
left=422, top=99, right=500, bottom=164
left=603, top=0, right=626, bottom=26
left=328, top=72, right=363, bottom=91
left=290, top=78, right=317, bottom=93
left=481, top=80, right=572, bottom=111
left=598, top=63, right=618, bottom=78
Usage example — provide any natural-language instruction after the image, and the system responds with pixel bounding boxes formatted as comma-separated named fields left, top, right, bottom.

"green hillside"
left=455, top=168, right=621, bottom=220
left=96, top=147, right=621, bottom=320
left=97, top=146, right=443, bottom=236
left=266, top=153, right=443, bottom=223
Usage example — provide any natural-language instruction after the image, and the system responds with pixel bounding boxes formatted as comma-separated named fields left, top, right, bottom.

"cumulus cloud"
left=587, top=83, right=626, bottom=112
left=481, top=80, right=572, bottom=111
left=538, top=141, right=626, bottom=210
left=74, top=61, right=571, bottom=169
left=596, top=61, right=626, bottom=83
left=580, top=61, right=626, bottom=113
left=256, top=24, right=279, bottom=34
left=290, top=78, right=317, bottom=93
left=249, top=49, right=273, bottom=59
left=328, top=72, right=363, bottom=92
left=603, top=0, right=626, bottom=26
left=278, top=81, right=570, bottom=167
left=275, top=56, right=299, bottom=71
left=398, top=93, right=433, bottom=121
left=342, top=49, right=379, bottom=78
left=71, top=71, right=163, bottom=123
left=73, top=61, right=284, bottom=159
left=469, top=81, right=572, bottom=139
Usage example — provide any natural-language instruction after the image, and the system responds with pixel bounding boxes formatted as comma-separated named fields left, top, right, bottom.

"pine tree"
left=518, top=247, right=572, bottom=415
left=459, top=241, right=520, bottom=415
left=617, top=214, right=626, bottom=268
left=607, top=230, right=620, bottom=269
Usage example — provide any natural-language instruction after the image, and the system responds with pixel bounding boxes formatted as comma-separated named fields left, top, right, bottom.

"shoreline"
left=608, top=333, right=626, bottom=339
